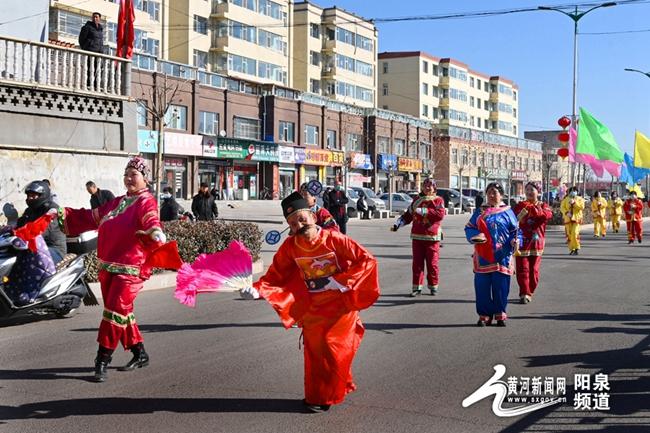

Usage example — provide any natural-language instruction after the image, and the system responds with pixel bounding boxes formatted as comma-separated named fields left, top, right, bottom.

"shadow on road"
left=499, top=311, right=650, bottom=432
left=0, top=397, right=308, bottom=421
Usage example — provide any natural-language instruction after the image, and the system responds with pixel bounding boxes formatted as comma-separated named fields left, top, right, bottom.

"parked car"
left=351, top=187, right=387, bottom=212
left=436, top=187, right=475, bottom=211
left=316, top=187, right=360, bottom=218
left=379, top=193, right=413, bottom=213
left=398, top=189, right=421, bottom=200
left=461, top=188, right=481, bottom=198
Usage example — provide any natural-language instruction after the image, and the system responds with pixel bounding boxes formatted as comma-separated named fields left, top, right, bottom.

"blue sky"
left=328, top=0, right=650, bottom=153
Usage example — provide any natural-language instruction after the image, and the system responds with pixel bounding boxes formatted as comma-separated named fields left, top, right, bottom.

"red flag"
left=474, top=215, right=495, bottom=263
left=116, top=0, right=135, bottom=59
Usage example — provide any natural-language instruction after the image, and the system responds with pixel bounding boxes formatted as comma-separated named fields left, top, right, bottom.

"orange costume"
left=254, top=228, right=379, bottom=407
left=623, top=197, right=644, bottom=243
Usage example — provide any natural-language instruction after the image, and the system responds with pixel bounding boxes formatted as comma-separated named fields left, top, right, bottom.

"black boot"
left=118, top=342, right=149, bottom=372
left=93, top=346, right=113, bottom=383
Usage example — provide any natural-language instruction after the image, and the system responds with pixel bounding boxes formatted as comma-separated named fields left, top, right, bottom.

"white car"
left=379, top=193, right=413, bottom=213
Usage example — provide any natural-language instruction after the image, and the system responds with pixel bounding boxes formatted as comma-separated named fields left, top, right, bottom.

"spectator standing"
left=79, top=12, right=104, bottom=54
left=160, top=187, right=184, bottom=222
left=327, top=181, right=349, bottom=234
left=86, top=181, right=116, bottom=209
left=192, top=183, right=219, bottom=221
left=356, top=191, right=370, bottom=219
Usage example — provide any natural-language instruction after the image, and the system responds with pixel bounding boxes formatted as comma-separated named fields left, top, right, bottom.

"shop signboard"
left=137, top=129, right=158, bottom=153
left=304, top=148, right=332, bottom=166
left=279, top=146, right=296, bottom=163
left=349, top=152, right=374, bottom=170
left=164, top=131, right=203, bottom=156
left=215, top=138, right=279, bottom=161
left=377, top=153, right=398, bottom=171
left=331, top=151, right=345, bottom=166
left=398, top=157, right=423, bottom=173
left=202, top=136, right=218, bottom=158
left=294, top=147, right=307, bottom=164
left=511, top=169, right=528, bottom=181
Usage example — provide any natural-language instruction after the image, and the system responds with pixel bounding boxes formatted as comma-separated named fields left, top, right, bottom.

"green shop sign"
left=216, top=138, right=279, bottom=162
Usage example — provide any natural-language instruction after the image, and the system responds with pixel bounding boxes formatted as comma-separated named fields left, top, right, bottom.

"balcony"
left=211, top=0, right=229, bottom=17
left=321, top=64, right=336, bottom=78
left=0, top=35, right=131, bottom=97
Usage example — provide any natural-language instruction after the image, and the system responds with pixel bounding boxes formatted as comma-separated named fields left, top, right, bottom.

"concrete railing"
left=0, top=35, right=131, bottom=97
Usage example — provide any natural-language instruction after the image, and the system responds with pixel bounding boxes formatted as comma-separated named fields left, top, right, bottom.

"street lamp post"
left=386, top=160, right=395, bottom=213
left=539, top=2, right=616, bottom=186
left=624, top=68, right=650, bottom=195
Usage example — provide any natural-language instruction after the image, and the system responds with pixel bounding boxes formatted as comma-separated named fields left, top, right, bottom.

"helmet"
left=24, top=180, right=51, bottom=210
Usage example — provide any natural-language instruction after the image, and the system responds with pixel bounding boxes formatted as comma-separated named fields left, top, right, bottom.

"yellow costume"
left=608, top=197, right=623, bottom=233
left=560, top=195, right=585, bottom=254
left=591, top=197, right=608, bottom=237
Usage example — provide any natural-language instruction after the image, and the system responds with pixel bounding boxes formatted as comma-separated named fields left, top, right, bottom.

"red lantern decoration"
left=557, top=148, right=569, bottom=159
left=557, top=132, right=570, bottom=143
left=557, top=116, right=571, bottom=129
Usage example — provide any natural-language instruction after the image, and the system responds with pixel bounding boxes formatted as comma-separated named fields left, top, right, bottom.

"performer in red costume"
left=512, top=182, right=553, bottom=304
left=391, top=177, right=445, bottom=296
left=299, top=182, right=339, bottom=232
left=251, top=191, right=379, bottom=413
left=623, top=190, right=644, bottom=244
left=60, top=157, right=167, bottom=382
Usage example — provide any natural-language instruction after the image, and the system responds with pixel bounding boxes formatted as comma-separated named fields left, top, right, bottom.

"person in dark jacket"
left=16, top=180, right=67, bottom=263
left=86, top=181, right=115, bottom=209
left=475, top=191, right=484, bottom=208
left=79, top=12, right=104, bottom=54
left=160, top=187, right=184, bottom=222
left=327, top=181, right=349, bottom=234
left=356, top=191, right=370, bottom=220
left=192, top=183, right=219, bottom=221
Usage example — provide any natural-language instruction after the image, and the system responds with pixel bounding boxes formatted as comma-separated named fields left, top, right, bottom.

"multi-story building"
left=293, top=2, right=377, bottom=108
left=378, top=51, right=520, bottom=137
left=525, top=130, right=577, bottom=193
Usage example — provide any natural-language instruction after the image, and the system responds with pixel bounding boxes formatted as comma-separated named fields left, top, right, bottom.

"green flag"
left=576, top=107, right=624, bottom=163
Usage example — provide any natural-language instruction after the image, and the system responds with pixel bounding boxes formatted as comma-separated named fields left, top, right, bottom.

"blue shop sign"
left=350, top=152, right=374, bottom=170
left=377, top=154, right=397, bottom=171
left=137, top=130, right=158, bottom=153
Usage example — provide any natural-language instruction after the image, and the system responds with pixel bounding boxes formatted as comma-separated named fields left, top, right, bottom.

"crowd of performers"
left=13, top=156, right=649, bottom=414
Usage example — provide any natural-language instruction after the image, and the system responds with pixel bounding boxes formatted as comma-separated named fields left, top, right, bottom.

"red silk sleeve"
left=61, top=196, right=121, bottom=236
left=425, top=197, right=445, bottom=222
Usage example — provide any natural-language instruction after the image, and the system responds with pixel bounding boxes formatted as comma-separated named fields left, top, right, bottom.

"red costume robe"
left=399, top=195, right=445, bottom=291
left=311, top=204, right=339, bottom=232
left=513, top=200, right=553, bottom=297
left=623, top=198, right=643, bottom=242
left=61, top=189, right=162, bottom=350
left=254, top=228, right=379, bottom=406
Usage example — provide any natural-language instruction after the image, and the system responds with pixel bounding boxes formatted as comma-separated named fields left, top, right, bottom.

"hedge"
left=548, top=204, right=650, bottom=225
left=84, top=220, right=263, bottom=283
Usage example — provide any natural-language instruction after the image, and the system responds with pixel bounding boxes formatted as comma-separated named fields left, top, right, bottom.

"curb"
left=88, top=259, right=264, bottom=299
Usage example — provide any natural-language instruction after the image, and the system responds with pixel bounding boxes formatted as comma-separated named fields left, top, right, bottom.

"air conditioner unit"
left=323, top=67, right=332, bottom=73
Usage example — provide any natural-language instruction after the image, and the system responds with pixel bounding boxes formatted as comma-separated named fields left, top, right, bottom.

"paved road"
left=1, top=214, right=649, bottom=433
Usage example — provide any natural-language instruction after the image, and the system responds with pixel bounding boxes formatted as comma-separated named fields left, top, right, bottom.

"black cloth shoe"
left=118, top=343, right=149, bottom=372
left=628, top=240, right=634, bottom=244
left=496, top=320, right=507, bottom=327
left=93, top=347, right=113, bottom=382
left=303, top=399, right=330, bottom=413
left=409, top=289, right=421, bottom=298
left=638, top=239, right=642, bottom=244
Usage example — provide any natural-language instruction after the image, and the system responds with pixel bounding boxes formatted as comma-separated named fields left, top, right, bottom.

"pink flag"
left=569, top=127, right=620, bottom=178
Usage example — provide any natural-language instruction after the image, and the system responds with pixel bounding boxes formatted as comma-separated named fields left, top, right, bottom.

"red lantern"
left=557, top=148, right=569, bottom=159
left=557, top=116, right=571, bottom=128
left=557, top=132, right=570, bottom=143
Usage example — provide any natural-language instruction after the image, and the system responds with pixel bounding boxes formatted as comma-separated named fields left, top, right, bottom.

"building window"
left=382, top=62, right=388, bottom=74
left=408, top=140, right=417, bottom=158
left=422, top=60, right=428, bottom=74
left=310, top=23, right=320, bottom=38
left=382, top=105, right=389, bottom=109
left=513, top=125, right=517, bottom=136
left=422, top=104, right=428, bottom=117
left=279, top=121, right=295, bottom=143
left=310, top=50, right=320, bottom=66
left=305, top=125, right=319, bottom=145
left=199, top=111, right=219, bottom=135
left=136, top=100, right=148, bottom=126
left=346, top=133, right=363, bottom=152
left=394, top=138, right=405, bottom=156
left=310, top=79, right=320, bottom=94
left=193, top=15, right=208, bottom=34
left=451, top=148, right=458, bottom=164
left=377, top=136, right=390, bottom=154
left=513, top=108, right=517, bottom=118
left=419, top=142, right=429, bottom=159
left=234, top=116, right=260, bottom=140
left=432, top=107, right=439, bottom=120
left=513, top=90, right=517, bottom=101
left=164, top=104, right=187, bottom=130
left=484, top=100, right=489, bottom=111
left=432, top=65, right=439, bottom=76
left=469, top=77, right=474, bottom=88
left=469, top=116, right=474, bottom=127
left=476, top=78, right=481, bottom=89
left=327, top=130, right=337, bottom=149
left=382, top=83, right=388, bottom=96
left=484, top=81, right=489, bottom=92
left=422, top=83, right=428, bottom=95
left=469, top=96, right=474, bottom=107
left=193, top=50, right=208, bottom=69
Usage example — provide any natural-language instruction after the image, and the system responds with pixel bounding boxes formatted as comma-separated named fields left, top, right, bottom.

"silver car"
left=379, top=193, right=413, bottom=213
left=351, top=187, right=387, bottom=211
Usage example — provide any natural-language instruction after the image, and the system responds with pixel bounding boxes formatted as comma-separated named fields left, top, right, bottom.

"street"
left=1, top=214, right=649, bottom=433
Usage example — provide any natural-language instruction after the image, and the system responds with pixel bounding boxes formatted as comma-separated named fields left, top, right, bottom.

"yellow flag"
left=633, top=130, right=650, bottom=169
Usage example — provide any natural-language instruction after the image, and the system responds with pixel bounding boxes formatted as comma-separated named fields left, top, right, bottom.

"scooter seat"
left=55, top=253, right=78, bottom=271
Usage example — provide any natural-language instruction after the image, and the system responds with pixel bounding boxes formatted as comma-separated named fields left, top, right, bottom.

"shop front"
left=511, top=169, right=528, bottom=196
left=376, top=154, right=398, bottom=194
left=347, top=152, right=374, bottom=188
left=397, top=156, right=423, bottom=191
left=303, top=149, right=345, bottom=187
left=163, top=131, right=203, bottom=199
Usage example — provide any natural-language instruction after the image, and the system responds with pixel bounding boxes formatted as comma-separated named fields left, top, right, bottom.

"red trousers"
left=302, top=291, right=363, bottom=406
left=98, top=270, right=145, bottom=350
left=515, top=255, right=542, bottom=297
left=626, top=220, right=643, bottom=241
left=412, top=240, right=440, bottom=289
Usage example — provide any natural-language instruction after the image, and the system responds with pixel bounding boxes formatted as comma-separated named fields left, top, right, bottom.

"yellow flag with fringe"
left=633, top=130, right=650, bottom=169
